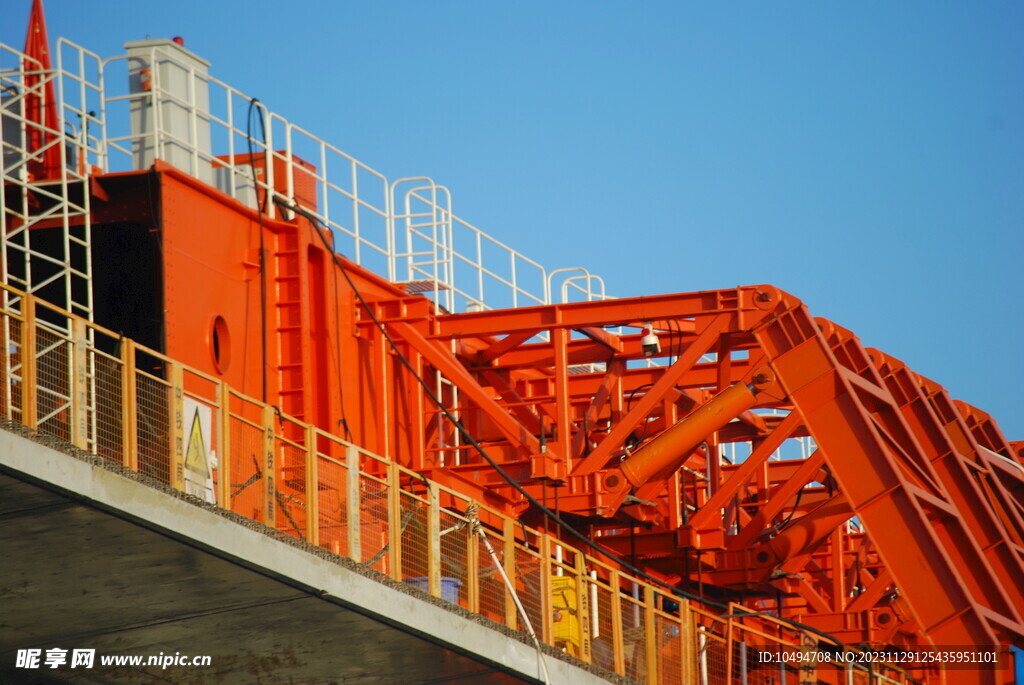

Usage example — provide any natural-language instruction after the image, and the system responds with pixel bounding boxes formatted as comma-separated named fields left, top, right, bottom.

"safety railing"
left=0, top=283, right=917, bottom=685
left=392, top=180, right=607, bottom=312
left=3, top=37, right=607, bottom=313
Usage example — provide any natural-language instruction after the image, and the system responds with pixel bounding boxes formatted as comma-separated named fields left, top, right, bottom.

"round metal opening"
left=211, top=315, right=231, bottom=374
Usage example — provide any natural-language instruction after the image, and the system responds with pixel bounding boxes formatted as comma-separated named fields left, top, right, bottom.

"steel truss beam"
left=372, top=283, right=1024, bottom=657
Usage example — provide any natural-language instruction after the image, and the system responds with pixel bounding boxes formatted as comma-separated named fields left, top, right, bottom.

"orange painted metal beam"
left=569, top=358, right=625, bottom=459
left=388, top=319, right=544, bottom=461
left=756, top=306, right=1013, bottom=648
left=871, top=348, right=1024, bottom=624
left=477, top=329, right=537, bottom=364
left=685, top=410, right=802, bottom=533
left=434, top=287, right=762, bottom=338
left=571, top=314, right=731, bottom=476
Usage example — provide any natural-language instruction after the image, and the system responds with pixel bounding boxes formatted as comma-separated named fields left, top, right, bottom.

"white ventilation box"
left=125, top=38, right=213, bottom=185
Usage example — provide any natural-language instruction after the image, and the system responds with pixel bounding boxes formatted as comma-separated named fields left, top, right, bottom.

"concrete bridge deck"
left=0, top=429, right=614, bottom=684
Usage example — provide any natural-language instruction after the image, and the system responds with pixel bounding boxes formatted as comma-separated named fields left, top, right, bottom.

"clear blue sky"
left=5, top=1, right=1022, bottom=440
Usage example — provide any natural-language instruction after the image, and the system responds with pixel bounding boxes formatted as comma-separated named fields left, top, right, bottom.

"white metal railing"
left=3, top=37, right=610, bottom=312
left=393, top=180, right=595, bottom=313
left=1, top=40, right=96, bottom=322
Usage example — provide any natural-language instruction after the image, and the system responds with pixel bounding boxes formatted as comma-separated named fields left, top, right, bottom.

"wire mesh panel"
left=476, top=528, right=507, bottom=625
left=513, top=544, right=544, bottom=638
left=399, top=491, right=430, bottom=585
left=34, top=324, right=72, bottom=442
left=733, top=639, right=786, bottom=685
left=275, top=435, right=307, bottom=540
left=438, top=508, right=470, bottom=608
left=316, top=454, right=348, bottom=557
left=655, top=611, right=684, bottom=685
left=621, top=593, right=649, bottom=683
left=588, top=575, right=618, bottom=674
left=87, top=345, right=123, bottom=462
left=356, top=469, right=390, bottom=572
left=135, top=369, right=170, bottom=483
left=1, top=314, right=24, bottom=423
left=227, top=413, right=264, bottom=520
left=699, top=630, right=730, bottom=685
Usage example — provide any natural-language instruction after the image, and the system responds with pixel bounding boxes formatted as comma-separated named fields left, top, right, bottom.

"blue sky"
left=4, top=1, right=1022, bottom=440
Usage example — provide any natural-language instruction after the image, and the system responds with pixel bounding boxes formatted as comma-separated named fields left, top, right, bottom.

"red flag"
left=23, top=0, right=61, bottom=180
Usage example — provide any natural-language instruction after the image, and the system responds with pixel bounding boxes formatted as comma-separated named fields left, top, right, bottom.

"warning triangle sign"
left=185, top=409, right=210, bottom=480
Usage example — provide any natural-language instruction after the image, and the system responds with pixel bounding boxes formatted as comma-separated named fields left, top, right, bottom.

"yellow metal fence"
left=0, top=288, right=912, bottom=685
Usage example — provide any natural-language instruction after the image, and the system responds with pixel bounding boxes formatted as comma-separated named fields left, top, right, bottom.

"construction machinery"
left=3, top=2, right=1022, bottom=683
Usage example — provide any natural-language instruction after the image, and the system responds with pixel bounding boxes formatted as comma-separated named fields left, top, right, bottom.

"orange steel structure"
left=4, top=3, right=1023, bottom=683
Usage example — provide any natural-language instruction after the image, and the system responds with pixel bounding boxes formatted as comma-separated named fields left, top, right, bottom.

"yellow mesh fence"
left=0, top=288, right=925, bottom=685
left=228, top=412, right=264, bottom=521
left=88, top=346, right=124, bottom=462
left=438, top=508, right=470, bottom=608
left=398, top=491, right=430, bottom=584
left=275, top=435, right=308, bottom=540
left=3, top=314, right=24, bottom=425
left=316, top=454, right=349, bottom=557
left=514, top=545, right=544, bottom=639
left=357, top=470, right=390, bottom=572
left=590, top=575, right=618, bottom=674
left=656, top=613, right=684, bottom=685
left=135, top=369, right=171, bottom=484
left=476, top=528, right=507, bottom=625
left=34, top=324, right=71, bottom=442
left=621, top=592, right=649, bottom=682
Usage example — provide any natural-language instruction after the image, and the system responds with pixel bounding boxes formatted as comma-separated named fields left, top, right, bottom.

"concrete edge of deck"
left=0, top=426, right=619, bottom=684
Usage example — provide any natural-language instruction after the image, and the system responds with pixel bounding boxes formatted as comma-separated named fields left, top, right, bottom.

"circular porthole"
left=211, top=315, right=231, bottom=374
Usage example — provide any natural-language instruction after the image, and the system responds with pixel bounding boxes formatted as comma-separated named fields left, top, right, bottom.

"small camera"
left=640, top=323, right=660, bottom=357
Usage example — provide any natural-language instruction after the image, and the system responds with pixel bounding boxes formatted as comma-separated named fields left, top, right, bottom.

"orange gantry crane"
left=3, top=2, right=1023, bottom=683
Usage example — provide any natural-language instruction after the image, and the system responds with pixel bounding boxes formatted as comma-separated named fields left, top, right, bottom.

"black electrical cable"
left=775, top=484, right=807, bottom=533
left=329, top=257, right=353, bottom=441
left=244, top=100, right=352, bottom=438
left=625, top=382, right=654, bottom=446
left=278, top=197, right=852, bottom=647
left=671, top=318, right=683, bottom=364
left=666, top=319, right=676, bottom=367
left=246, top=97, right=269, bottom=403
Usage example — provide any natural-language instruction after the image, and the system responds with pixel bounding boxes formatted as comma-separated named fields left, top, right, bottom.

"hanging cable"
left=278, top=197, right=851, bottom=648
left=330, top=256, right=353, bottom=441
left=246, top=97, right=269, bottom=402
left=774, top=485, right=807, bottom=533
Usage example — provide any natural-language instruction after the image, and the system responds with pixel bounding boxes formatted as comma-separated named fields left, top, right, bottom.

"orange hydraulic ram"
left=618, top=382, right=758, bottom=488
